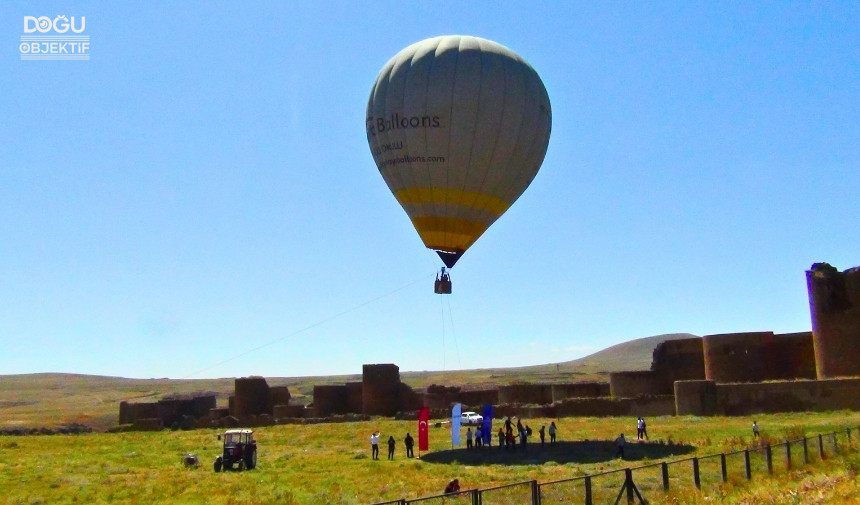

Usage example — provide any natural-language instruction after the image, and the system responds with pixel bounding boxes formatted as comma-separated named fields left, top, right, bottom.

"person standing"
left=370, top=431, right=380, bottom=460
left=475, top=426, right=483, bottom=448
left=539, top=425, right=546, bottom=447
left=636, top=417, right=643, bottom=440
left=498, top=428, right=505, bottom=449
left=615, top=433, right=626, bottom=459
left=752, top=421, right=760, bottom=439
left=466, top=427, right=473, bottom=449
left=641, top=418, right=648, bottom=440
left=549, top=422, right=557, bottom=444
left=387, top=435, right=396, bottom=460
left=404, top=433, right=415, bottom=458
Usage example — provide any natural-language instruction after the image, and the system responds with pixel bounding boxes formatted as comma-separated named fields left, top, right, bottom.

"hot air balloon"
left=366, top=35, right=551, bottom=293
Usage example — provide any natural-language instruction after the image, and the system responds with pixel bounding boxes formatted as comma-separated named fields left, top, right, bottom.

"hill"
left=0, top=333, right=697, bottom=431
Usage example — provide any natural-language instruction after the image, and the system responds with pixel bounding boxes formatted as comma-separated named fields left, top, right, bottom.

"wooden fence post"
left=661, top=462, right=669, bottom=491
left=803, top=437, right=809, bottom=464
left=584, top=475, right=592, bottom=505
left=530, top=480, right=539, bottom=505
left=626, top=468, right=635, bottom=504
left=819, top=434, right=825, bottom=460
left=744, top=449, right=751, bottom=480
left=785, top=441, right=791, bottom=470
left=765, top=444, right=773, bottom=474
left=720, top=454, right=727, bottom=482
left=692, top=458, right=701, bottom=489
left=471, top=488, right=481, bottom=505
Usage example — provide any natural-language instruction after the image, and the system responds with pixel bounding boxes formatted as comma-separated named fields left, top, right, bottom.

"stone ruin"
left=116, top=262, right=860, bottom=428
left=118, top=377, right=294, bottom=431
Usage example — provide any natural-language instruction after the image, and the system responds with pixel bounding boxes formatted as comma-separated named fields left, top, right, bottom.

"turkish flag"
left=418, top=406, right=430, bottom=451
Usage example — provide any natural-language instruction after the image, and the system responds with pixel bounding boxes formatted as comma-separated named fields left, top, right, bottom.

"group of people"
left=463, top=417, right=559, bottom=451
left=370, top=431, right=415, bottom=460
left=636, top=417, right=648, bottom=440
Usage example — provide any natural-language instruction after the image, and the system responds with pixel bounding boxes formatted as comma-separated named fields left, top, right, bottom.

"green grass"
left=2, top=411, right=859, bottom=504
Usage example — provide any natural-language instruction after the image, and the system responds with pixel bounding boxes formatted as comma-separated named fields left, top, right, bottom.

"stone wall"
left=555, top=396, right=676, bottom=417
left=769, top=331, right=817, bottom=380
left=459, top=388, right=500, bottom=407
left=703, top=331, right=817, bottom=383
left=158, top=395, right=216, bottom=427
left=651, top=337, right=705, bottom=387
left=498, top=384, right=554, bottom=405
left=119, top=401, right=159, bottom=425
left=807, top=263, right=860, bottom=378
left=551, top=382, right=610, bottom=401
left=346, top=382, right=364, bottom=414
left=675, top=377, right=860, bottom=416
left=313, top=384, right=348, bottom=417
left=268, top=386, right=292, bottom=410
left=674, top=380, right=718, bottom=416
left=273, top=405, right=307, bottom=419
left=362, top=364, right=402, bottom=416
left=703, top=332, right=775, bottom=383
left=609, top=371, right=665, bottom=397
left=234, top=377, right=270, bottom=418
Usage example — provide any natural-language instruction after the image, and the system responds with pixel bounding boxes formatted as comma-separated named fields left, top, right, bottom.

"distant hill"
left=561, top=333, right=699, bottom=372
left=0, top=333, right=697, bottom=430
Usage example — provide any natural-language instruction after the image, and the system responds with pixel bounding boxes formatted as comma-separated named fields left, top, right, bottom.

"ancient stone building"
left=362, top=364, right=402, bottom=416
left=651, top=337, right=705, bottom=388
left=807, top=263, right=860, bottom=378
left=703, top=331, right=817, bottom=383
left=233, top=377, right=271, bottom=418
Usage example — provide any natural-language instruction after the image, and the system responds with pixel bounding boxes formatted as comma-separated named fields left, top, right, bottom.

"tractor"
left=214, top=428, right=257, bottom=472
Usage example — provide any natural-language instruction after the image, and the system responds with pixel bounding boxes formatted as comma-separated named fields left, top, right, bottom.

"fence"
left=371, top=426, right=859, bottom=505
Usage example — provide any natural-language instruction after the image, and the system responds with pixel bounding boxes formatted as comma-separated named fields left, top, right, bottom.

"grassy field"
left=2, top=411, right=859, bottom=504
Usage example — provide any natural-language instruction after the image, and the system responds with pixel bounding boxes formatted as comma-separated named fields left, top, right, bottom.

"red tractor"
left=214, top=429, right=257, bottom=472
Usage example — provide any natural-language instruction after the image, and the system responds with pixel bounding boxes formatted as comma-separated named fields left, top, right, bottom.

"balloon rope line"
left=440, top=293, right=447, bottom=375
left=446, top=295, right=461, bottom=371
left=181, top=274, right=431, bottom=379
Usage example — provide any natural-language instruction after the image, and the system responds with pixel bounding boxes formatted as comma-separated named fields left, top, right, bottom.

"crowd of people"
left=370, top=416, right=765, bottom=495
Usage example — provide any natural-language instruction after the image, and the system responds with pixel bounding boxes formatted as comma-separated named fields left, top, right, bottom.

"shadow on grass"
left=419, top=440, right=695, bottom=465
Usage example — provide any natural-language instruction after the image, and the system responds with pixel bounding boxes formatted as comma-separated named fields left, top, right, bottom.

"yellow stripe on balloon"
left=411, top=216, right=490, bottom=252
left=394, top=187, right=511, bottom=216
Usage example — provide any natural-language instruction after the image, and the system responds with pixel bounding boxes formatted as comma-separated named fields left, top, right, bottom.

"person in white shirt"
left=370, top=431, right=380, bottom=460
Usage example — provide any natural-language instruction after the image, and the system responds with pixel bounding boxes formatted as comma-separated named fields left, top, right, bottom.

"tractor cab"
left=434, top=267, right=452, bottom=294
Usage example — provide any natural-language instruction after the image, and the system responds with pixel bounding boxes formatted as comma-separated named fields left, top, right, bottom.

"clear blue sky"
left=1, top=2, right=857, bottom=379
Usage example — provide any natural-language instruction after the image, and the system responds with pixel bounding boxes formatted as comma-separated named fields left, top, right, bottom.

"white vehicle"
left=461, top=411, right=483, bottom=426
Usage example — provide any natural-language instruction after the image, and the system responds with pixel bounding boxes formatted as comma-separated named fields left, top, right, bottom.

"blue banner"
left=481, top=404, right=493, bottom=444
left=451, top=403, right=462, bottom=447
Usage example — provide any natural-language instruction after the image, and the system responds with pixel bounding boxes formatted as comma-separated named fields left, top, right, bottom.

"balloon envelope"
left=366, top=35, right=551, bottom=267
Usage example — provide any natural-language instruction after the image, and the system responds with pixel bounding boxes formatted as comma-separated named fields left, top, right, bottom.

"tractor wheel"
left=238, top=459, right=245, bottom=471
left=213, top=457, right=222, bottom=473
left=246, top=449, right=257, bottom=470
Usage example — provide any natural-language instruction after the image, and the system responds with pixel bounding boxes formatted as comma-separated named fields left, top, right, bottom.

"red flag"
left=418, top=406, right=430, bottom=451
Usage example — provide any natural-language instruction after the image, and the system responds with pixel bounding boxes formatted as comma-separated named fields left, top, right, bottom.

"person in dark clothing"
left=539, top=425, right=546, bottom=446
left=615, top=433, right=626, bottom=459
left=387, top=435, right=396, bottom=460
left=444, top=478, right=461, bottom=494
left=405, top=433, right=415, bottom=458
